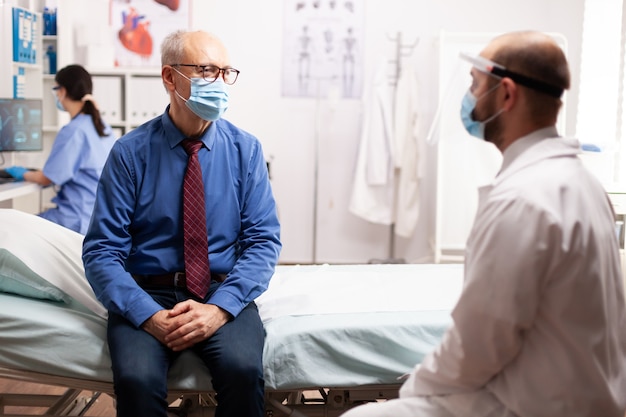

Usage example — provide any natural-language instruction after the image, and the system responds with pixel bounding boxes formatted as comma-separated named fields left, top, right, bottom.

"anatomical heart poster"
left=109, top=0, right=190, bottom=67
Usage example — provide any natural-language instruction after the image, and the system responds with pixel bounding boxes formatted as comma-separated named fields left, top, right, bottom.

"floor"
left=0, top=378, right=116, bottom=416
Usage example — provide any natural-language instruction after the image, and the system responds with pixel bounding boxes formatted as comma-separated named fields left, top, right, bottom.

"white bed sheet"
left=256, top=263, right=463, bottom=318
left=0, top=263, right=462, bottom=391
left=258, top=263, right=463, bottom=389
left=0, top=209, right=464, bottom=392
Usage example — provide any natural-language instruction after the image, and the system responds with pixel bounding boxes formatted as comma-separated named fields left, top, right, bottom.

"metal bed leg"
left=76, top=392, right=102, bottom=416
left=44, top=388, right=81, bottom=415
left=0, top=389, right=104, bottom=417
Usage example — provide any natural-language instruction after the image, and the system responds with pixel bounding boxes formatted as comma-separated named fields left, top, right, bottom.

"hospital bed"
left=0, top=209, right=463, bottom=417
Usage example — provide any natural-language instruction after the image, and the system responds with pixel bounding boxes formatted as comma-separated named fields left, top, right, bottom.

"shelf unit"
left=1, top=1, right=168, bottom=213
left=88, top=67, right=169, bottom=137
left=42, top=34, right=56, bottom=74
left=0, top=5, right=43, bottom=100
left=0, top=3, right=45, bottom=213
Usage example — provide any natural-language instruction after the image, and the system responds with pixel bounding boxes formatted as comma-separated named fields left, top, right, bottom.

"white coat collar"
left=497, top=126, right=580, bottom=182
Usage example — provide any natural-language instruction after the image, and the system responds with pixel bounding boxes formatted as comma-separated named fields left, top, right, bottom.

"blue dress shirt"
left=41, top=114, right=116, bottom=234
left=82, top=108, right=281, bottom=328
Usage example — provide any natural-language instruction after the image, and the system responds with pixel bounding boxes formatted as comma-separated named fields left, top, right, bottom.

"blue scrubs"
left=41, top=113, right=116, bottom=234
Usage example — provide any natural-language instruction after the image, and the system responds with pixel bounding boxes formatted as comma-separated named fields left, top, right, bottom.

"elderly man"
left=83, top=30, right=281, bottom=417
left=342, top=30, right=626, bottom=417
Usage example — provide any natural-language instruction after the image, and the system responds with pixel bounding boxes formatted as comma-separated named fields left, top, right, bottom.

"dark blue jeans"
left=107, top=283, right=265, bottom=417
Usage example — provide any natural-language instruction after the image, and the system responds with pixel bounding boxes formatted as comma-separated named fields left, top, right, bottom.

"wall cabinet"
left=41, top=33, right=57, bottom=131
left=89, top=69, right=168, bottom=138
left=0, top=1, right=167, bottom=214
left=0, top=4, right=43, bottom=101
left=0, top=3, right=45, bottom=213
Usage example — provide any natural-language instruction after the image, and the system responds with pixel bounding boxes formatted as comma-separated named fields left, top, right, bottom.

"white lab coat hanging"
left=349, top=57, right=395, bottom=225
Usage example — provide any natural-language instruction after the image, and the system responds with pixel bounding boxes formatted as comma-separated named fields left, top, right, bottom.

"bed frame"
left=0, top=367, right=402, bottom=417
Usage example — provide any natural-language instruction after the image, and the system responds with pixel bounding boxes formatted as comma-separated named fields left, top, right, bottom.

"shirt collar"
left=500, top=126, right=559, bottom=173
left=161, top=105, right=217, bottom=150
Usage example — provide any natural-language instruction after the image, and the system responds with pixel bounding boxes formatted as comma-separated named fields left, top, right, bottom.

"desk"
left=0, top=182, right=41, bottom=202
left=0, top=182, right=42, bottom=213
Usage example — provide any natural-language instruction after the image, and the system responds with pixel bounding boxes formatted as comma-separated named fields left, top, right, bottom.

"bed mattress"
left=0, top=263, right=463, bottom=392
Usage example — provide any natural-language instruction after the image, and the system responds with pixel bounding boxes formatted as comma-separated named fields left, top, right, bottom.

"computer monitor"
left=0, top=98, right=43, bottom=152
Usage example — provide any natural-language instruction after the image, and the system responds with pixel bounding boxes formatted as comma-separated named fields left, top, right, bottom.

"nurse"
left=342, top=30, right=626, bottom=417
left=5, top=64, right=117, bottom=234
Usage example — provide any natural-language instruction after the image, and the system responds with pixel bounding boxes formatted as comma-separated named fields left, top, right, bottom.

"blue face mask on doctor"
left=173, top=67, right=229, bottom=122
left=460, top=83, right=503, bottom=140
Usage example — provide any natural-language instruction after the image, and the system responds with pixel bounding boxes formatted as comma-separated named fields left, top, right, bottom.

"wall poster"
left=109, top=0, right=190, bottom=67
left=282, top=0, right=364, bottom=99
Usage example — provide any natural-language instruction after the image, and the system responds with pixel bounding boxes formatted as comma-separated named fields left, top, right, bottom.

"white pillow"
left=0, top=209, right=107, bottom=318
left=0, top=248, right=70, bottom=302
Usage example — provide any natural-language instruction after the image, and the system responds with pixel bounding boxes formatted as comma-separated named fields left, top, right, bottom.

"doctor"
left=342, top=30, right=626, bottom=417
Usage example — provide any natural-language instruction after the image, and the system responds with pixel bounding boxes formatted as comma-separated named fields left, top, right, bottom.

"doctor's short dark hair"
left=492, top=39, right=570, bottom=121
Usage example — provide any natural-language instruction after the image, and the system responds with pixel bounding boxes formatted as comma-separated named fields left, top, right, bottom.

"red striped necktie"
left=181, top=139, right=211, bottom=299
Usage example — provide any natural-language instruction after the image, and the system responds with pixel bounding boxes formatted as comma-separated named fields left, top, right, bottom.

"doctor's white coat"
left=401, top=127, right=626, bottom=416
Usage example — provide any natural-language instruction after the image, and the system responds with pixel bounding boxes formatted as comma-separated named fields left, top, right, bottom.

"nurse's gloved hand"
left=5, top=166, right=27, bottom=181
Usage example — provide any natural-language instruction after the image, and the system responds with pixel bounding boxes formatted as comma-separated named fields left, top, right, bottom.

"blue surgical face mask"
left=51, top=90, right=66, bottom=112
left=173, top=68, right=229, bottom=121
left=460, top=83, right=503, bottom=140
left=55, top=97, right=66, bottom=112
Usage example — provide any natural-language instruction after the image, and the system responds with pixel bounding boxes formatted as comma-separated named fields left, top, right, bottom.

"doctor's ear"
left=501, top=78, right=517, bottom=110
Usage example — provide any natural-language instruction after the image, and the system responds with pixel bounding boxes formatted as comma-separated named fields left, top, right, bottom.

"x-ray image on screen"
left=0, top=98, right=43, bottom=152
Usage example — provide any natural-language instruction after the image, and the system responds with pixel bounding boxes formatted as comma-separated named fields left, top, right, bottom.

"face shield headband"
left=459, top=52, right=563, bottom=99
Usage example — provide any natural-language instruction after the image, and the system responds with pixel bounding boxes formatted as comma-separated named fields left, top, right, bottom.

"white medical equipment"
left=0, top=209, right=463, bottom=416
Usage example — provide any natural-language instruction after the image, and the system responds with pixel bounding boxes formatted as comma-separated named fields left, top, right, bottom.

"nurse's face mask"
left=51, top=86, right=66, bottom=112
left=171, top=64, right=237, bottom=122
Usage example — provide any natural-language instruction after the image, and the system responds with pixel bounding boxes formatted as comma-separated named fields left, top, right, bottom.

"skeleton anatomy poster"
left=282, top=0, right=364, bottom=99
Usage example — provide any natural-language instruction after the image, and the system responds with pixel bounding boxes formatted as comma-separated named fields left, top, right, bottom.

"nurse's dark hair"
left=54, top=64, right=108, bottom=137
left=492, top=32, right=570, bottom=122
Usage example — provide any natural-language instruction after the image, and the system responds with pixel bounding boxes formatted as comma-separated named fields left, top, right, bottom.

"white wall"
left=186, top=0, right=584, bottom=264
left=56, top=0, right=586, bottom=264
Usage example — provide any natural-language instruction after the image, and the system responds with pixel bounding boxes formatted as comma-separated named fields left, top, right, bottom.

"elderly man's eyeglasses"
left=172, top=64, right=240, bottom=85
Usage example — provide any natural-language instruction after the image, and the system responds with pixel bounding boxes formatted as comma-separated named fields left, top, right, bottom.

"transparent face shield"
left=459, top=52, right=564, bottom=99
left=459, top=52, right=505, bottom=77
